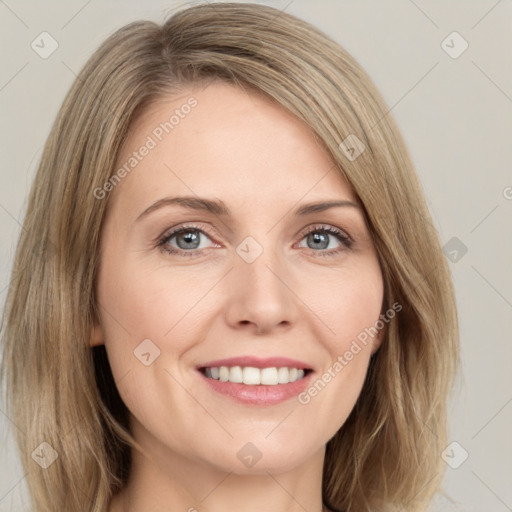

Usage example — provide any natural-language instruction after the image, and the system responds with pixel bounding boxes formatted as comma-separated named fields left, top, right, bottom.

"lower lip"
left=198, top=370, right=313, bottom=405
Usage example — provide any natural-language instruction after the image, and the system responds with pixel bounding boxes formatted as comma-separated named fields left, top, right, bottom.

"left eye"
left=297, top=227, right=351, bottom=253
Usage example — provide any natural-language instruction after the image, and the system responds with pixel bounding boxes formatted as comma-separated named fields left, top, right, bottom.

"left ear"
left=89, top=321, right=105, bottom=347
left=370, top=316, right=387, bottom=355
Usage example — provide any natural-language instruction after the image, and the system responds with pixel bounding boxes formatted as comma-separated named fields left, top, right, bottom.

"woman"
left=0, top=3, right=459, bottom=511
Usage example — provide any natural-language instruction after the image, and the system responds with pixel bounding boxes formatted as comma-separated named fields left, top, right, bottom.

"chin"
left=211, top=439, right=321, bottom=475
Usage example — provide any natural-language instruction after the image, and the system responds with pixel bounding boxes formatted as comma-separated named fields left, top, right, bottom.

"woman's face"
left=93, top=81, right=384, bottom=474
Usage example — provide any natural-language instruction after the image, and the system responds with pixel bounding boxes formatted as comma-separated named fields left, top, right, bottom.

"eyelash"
left=157, top=223, right=353, bottom=258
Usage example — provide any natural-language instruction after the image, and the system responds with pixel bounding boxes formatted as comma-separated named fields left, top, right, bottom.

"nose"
left=223, top=242, right=299, bottom=335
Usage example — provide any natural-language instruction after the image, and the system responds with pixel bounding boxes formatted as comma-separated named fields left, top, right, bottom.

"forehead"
left=108, top=81, right=356, bottom=215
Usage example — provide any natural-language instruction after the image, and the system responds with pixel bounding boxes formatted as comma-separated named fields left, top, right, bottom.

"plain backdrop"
left=0, top=1, right=511, bottom=511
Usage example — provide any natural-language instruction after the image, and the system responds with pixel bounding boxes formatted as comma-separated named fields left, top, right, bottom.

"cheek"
left=96, top=261, right=205, bottom=437
left=295, top=259, right=383, bottom=418
left=96, top=256, right=212, bottom=350
left=302, top=257, right=384, bottom=350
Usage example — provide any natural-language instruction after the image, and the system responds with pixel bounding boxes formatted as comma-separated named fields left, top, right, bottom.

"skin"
left=91, top=81, right=385, bottom=512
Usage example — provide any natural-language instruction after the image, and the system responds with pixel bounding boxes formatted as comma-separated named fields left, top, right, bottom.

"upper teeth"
left=204, top=366, right=306, bottom=385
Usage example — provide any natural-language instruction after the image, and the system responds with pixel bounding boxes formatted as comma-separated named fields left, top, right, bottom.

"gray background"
left=1, top=1, right=511, bottom=510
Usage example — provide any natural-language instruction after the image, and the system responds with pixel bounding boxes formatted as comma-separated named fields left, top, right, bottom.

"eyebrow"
left=135, top=195, right=361, bottom=222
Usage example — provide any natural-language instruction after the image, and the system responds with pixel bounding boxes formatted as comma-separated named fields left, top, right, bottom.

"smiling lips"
left=197, top=356, right=314, bottom=405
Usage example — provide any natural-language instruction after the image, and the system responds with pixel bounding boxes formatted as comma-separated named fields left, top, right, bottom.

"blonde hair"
left=1, top=3, right=459, bottom=511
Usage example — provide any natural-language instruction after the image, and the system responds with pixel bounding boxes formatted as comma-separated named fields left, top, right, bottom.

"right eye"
left=157, top=224, right=220, bottom=257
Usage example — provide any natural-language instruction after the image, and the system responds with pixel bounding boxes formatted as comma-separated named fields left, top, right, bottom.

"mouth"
left=199, top=365, right=313, bottom=385
left=196, top=357, right=315, bottom=405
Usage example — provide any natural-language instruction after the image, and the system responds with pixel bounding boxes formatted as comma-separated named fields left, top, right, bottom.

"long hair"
left=1, top=3, right=459, bottom=511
